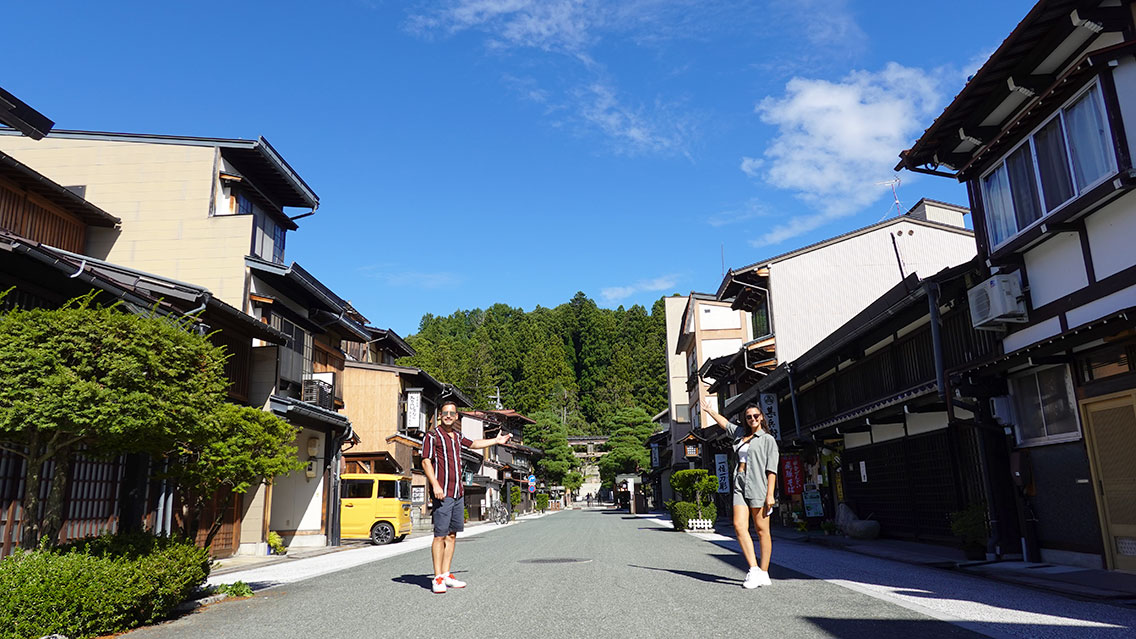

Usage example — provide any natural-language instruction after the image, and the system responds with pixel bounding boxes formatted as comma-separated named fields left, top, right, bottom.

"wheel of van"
left=370, top=521, right=395, bottom=545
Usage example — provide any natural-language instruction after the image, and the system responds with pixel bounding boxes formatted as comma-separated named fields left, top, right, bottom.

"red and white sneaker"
left=443, top=572, right=466, bottom=589
left=432, top=575, right=447, bottom=594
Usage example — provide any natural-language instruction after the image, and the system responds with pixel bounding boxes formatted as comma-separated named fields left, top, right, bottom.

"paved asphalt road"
left=126, top=510, right=1135, bottom=639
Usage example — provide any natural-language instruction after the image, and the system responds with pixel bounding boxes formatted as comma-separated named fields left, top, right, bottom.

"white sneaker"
left=443, top=572, right=466, bottom=589
left=742, top=568, right=762, bottom=589
left=431, top=575, right=447, bottom=594
left=743, top=568, right=771, bottom=589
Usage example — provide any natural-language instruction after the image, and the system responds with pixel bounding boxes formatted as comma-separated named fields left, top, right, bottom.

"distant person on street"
left=701, top=398, right=779, bottom=589
left=586, top=493, right=592, bottom=507
left=422, top=400, right=512, bottom=594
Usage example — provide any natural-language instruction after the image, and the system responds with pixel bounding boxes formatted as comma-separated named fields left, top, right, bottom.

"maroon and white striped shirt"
left=422, top=427, right=472, bottom=499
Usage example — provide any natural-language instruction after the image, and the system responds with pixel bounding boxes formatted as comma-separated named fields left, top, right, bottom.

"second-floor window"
left=981, top=82, right=1114, bottom=248
left=238, top=194, right=287, bottom=264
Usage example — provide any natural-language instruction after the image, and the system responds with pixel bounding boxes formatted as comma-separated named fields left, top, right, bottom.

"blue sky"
left=4, top=1, right=1035, bottom=335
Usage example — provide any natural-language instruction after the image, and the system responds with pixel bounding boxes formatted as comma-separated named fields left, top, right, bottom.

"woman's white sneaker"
left=743, top=568, right=762, bottom=589
left=443, top=572, right=466, bottom=588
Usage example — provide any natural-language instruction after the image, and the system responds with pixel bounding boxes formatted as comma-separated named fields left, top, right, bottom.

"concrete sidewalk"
left=642, top=510, right=1136, bottom=607
left=208, top=509, right=560, bottom=583
left=759, top=524, right=1136, bottom=604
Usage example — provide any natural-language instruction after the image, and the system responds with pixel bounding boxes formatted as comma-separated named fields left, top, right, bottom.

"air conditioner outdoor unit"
left=302, top=372, right=335, bottom=410
left=990, top=396, right=1014, bottom=425
left=967, top=273, right=1028, bottom=330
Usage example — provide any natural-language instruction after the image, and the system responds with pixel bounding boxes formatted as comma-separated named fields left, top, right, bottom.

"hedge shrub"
left=670, top=501, right=717, bottom=531
left=0, top=532, right=211, bottom=639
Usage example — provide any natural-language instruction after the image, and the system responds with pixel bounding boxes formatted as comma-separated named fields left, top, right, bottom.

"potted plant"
left=949, top=503, right=987, bottom=560
left=267, top=531, right=286, bottom=556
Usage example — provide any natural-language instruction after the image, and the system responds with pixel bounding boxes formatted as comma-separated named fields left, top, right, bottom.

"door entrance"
left=1080, top=391, right=1136, bottom=571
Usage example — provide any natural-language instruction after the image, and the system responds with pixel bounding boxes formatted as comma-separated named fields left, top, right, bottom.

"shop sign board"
left=803, top=483, right=824, bottom=517
left=781, top=455, right=804, bottom=495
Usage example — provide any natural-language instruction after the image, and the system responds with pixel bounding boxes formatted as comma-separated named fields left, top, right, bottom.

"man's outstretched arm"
left=469, top=432, right=512, bottom=450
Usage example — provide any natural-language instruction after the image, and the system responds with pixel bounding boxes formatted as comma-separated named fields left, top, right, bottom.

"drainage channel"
left=517, top=558, right=593, bottom=564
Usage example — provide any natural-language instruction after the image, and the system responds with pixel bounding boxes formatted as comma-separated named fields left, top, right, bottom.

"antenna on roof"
left=875, top=175, right=903, bottom=221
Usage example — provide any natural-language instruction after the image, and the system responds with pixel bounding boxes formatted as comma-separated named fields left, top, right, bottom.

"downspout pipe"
left=786, top=364, right=802, bottom=441
left=925, top=281, right=950, bottom=416
left=325, top=423, right=354, bottom=547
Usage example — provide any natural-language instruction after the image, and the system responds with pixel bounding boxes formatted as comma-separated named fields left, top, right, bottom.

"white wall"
left=270, top=428, right=325, bottom=537
left=1023, top=232, right=1088, bottom=307
left=699, top=304, right=741, bottom=330
left=700, top=337, right=743, bottom=364
left=1086, top=193, right=1136, bottom=280
left=1111, top=56, right=1136, bottom=166
left=770, top=221, right=975, bottom=362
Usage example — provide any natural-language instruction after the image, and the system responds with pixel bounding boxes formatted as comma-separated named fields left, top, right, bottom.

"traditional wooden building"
left=0, top=129, right=362, bottom=555
left=899, top=0, right=1136, bottom=571
left=756, top=263, right=1003, bottom=546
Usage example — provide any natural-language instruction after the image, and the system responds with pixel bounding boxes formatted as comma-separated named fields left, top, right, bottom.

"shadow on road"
left=391, top=570, right=469, bottom=591
left=802, top=616, right=981, bottom=638
left=628, top=563, right=741, bottom=586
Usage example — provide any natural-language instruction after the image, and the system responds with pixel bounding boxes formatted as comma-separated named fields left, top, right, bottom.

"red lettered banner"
left=781, top=455, right=803, bottom=495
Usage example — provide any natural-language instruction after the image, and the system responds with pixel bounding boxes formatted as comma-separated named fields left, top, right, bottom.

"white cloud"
left=601, top=274, right=679, bottom=302
left=573, top=83, right=691, bottom=155
left=360, top=266, right=463, bottom=289
left=748, top=62, right=944, bottom=245
left=739, top=156, right=762, bottom=178
left=708, top=198, right=768, bottom=227
left=405, top=0, right=709, bottom=156
left=793, top=0, right=866, bottom=50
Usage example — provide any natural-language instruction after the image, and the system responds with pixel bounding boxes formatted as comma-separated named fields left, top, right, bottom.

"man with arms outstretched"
left=421, top=400, right=511, bottom=594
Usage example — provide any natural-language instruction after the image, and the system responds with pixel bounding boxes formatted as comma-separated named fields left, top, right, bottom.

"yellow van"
left=340, top=473, right=413, bottom=545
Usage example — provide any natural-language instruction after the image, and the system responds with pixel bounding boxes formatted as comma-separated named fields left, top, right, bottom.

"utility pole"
left=489, top=386, right=503, bottom=410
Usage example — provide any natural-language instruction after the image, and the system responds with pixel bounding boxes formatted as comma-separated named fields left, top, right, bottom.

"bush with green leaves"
left=669, top=469, right=719, bottom=519
left=535, top=493, right=550, bottom=511
left=670, top=501, right=718, bottom=531
left=0, top=532, right=210, bottom=639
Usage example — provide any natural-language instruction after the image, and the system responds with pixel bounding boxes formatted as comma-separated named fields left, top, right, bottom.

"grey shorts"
left=432, top=496, right=464, bottom=537
left=732, top=472, right=763, bottom=508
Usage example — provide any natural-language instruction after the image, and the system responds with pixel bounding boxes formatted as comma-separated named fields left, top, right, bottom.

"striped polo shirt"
left=422, top=426, right=473, bottom=499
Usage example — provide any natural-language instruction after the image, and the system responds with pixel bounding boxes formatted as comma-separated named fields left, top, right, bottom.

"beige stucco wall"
left=0, top=136, right=254, bottom=310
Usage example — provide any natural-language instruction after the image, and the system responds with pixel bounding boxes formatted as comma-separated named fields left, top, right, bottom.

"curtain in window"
left=1011, top=374, right=1047, bottom=441
left=1034, top=118, right=1074, bottom=211
left=1065, top=88, right=1113, bottom=190
left=982, top=166, right=1015, bottom=246
left=1037, top=366, right=1078, bottom=436
left=1007, top=144, right=1043, bottom=232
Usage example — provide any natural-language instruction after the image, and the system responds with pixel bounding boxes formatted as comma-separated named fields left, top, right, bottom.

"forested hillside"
left=401, top=292, right=669, bottom=435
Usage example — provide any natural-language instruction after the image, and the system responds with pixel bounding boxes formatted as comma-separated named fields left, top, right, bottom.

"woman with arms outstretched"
left=701, top=397, right=779, bottom=589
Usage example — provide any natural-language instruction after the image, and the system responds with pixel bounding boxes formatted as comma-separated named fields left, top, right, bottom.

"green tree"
left=0, top=296, right=227, bottom=548
left=597, top=406, right=657, bottom=488
left=563, top=470, right=584, bottom=496
left=670, top=469, right=719, bottom=519
left=524, top=411, right=577, bottom=485
left=167, top=403, right=304, bottom=546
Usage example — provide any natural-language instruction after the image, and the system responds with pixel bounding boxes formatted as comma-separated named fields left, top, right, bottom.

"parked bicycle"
left=490, top=502, right=510, bottom=525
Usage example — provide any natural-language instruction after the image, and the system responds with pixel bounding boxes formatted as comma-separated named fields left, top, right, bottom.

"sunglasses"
left=441, top=410, right=458, bottom=416
left=745, top=414, right=762, bottom=421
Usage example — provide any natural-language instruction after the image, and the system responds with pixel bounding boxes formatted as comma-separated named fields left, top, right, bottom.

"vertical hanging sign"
left=405, top=389, right=422, bottom=432
left=781, top=455, right=804, bottom=495
left=715, top=454, right=730, bottom=493
left=760, top=393, right=780, bottom=440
